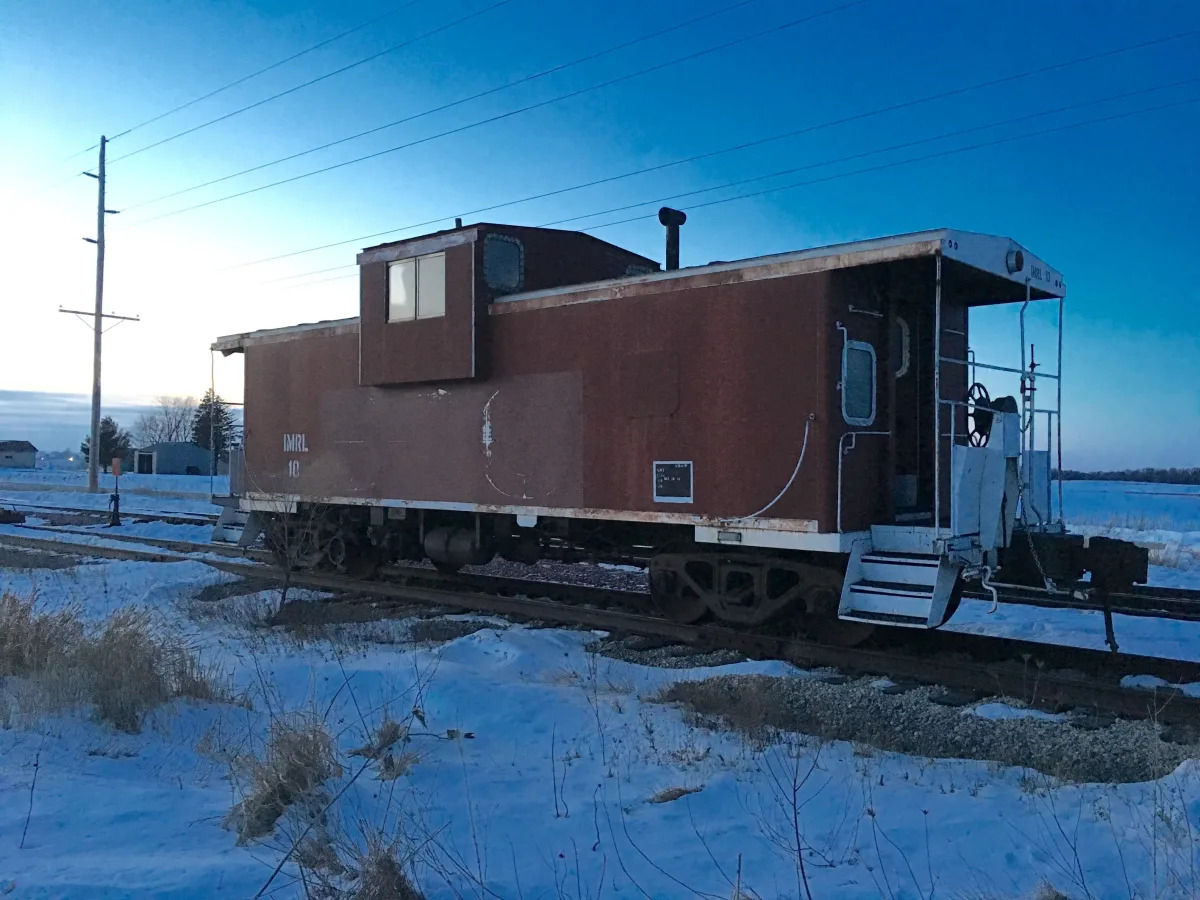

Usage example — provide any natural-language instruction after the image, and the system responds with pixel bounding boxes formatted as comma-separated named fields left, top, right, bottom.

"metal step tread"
left=862, top=550, right=940, bottom=562
left=848, top=579, right=938, bottom=597
left=861, top=555, right=940, bottom=571
left=839, top=609, right=930, bottom=626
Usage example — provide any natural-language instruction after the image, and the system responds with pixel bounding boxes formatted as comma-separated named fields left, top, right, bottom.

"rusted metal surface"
left=227, top=224, right=1052, bottom=539
left=356, top=223, right=658, bottom=387
left=359, top=240, right=477, bottom=385
left=244, top=262, right=842, bottom=527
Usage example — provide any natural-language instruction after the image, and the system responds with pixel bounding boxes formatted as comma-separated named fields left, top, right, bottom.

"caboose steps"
left=839, top=542, right=962, bottom=629
left=210, top=496, right=248, bottom=544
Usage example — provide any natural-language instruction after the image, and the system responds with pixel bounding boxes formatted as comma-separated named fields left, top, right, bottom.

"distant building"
left=133, top=441, right=217, bottom=476
left=43, top=449, right=83, bottom=470
left=0, top=440, right=37, bottom=469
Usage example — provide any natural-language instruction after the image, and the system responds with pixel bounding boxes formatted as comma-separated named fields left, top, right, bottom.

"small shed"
left=134, top=442, right=214, bottom=476
left=0, top=440, right=37, bottom=469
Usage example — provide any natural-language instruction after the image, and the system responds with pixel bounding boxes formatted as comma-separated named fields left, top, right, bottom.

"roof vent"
left=658, top=207, right=687, bottom=271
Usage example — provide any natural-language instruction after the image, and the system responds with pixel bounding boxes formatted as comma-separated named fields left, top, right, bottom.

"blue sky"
left=1, top=0, right=1198, bottom=467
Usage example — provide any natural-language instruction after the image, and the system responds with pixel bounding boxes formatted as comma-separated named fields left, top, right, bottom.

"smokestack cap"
left=658, top=207, right=687, bottom=227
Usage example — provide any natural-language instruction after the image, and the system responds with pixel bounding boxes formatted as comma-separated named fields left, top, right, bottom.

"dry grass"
left=351, top=832, right=424, bottom=900
left=660, top=676, right=778, bottom=747
left=647, top=785, right=702, bottom=804
left=296, top=825, right=425, bottom=900
left=225, top=713, right=343, bottom=844
left=0, top=590, right=233, bottom=732
left=954, top=885, right=1072, bottom=900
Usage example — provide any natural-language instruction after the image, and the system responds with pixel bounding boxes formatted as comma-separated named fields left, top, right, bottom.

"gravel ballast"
left=661, top=673, right=1198, bottom=783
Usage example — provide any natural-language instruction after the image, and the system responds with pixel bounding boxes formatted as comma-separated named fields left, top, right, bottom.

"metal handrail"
left=939, top=357, right=1060, bottom=380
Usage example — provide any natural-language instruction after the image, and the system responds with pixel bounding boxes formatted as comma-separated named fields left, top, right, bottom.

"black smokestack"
left=658, top=207, right=687, bottom=271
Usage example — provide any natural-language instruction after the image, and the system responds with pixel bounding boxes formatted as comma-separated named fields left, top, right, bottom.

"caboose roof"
left=212, top=227, right=1063, bottom=352
left=494, top=228, right=1065, bottom=311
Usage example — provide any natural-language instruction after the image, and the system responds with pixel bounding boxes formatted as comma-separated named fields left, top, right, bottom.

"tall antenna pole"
left=88, top=136, right=107, bottom=493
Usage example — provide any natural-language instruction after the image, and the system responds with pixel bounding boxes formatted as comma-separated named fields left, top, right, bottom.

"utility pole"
left=73, top=135, right=136, bottom=492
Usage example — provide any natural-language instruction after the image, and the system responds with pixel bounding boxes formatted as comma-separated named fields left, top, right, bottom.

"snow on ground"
left=0, top=470, right=228, bottom=497
left=0, top=488, right=219, bottom=518
left=946, top=595, right=1200, bottom=668
left=0, top=471, right=226, bottom=519
left=0, top=555, right=1197, bottom=898
left=1063, top=481, right=1200, bottom=532
left=0, top=484, right=1199, bottom=897
left=1064, top=480, right=1200, bottom=573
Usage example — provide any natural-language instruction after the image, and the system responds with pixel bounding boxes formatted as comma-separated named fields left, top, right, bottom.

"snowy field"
left=0, top=481, right=1198, bottom=897
left=0, top=471, right=224, bottom=518
left=0, top=470, right=228, bottom=497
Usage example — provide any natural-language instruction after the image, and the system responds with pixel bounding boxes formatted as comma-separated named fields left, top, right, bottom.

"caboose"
left=213, top=211, right=1145, bottom=643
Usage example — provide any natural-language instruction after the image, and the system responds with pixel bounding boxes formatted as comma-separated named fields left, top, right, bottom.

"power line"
left=122, top=0, right=765, bottom=212
left=537, top=77, right=1200, bottom=229
left=583, top=95, right=1200, bottom=232
left=120, top=0, right=873, bottom=226
left=222, top=27, right=1200, bottom=273
left=107, top=0, right=517, bottom=165
left=266, top=78, right=1198, bottom=288
left=109, top=2, right=424, bottom=141
left=47, top=2, right=425, bottom=173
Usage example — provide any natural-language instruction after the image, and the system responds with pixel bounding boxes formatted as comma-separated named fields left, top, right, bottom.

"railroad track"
left=20, top=521, right=1200, bottom=625
left=964, top=582, right=1200, bottom=623
left=3, top=527, right=1199, bottom=727
left=0, top=499, right=217, bottom=526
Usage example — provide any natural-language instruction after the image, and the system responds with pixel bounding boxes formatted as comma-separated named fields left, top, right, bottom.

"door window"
left=842, top=340, right=877, bottom=426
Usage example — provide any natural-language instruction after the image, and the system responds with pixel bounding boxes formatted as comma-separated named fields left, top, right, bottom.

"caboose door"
left=891, top=291, right=967, bottom=526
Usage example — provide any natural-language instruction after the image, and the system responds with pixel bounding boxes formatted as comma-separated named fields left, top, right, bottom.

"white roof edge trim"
left=496, top=228, right=1065, bottom=305
left=211, top=316, right=359, bottom=352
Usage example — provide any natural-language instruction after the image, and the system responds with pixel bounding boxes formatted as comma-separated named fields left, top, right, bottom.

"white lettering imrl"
left=283, top=433, right=308, bottom=453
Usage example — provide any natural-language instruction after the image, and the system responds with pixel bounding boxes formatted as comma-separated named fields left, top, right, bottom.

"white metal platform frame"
left=838, top=231, right=1067, bottom=629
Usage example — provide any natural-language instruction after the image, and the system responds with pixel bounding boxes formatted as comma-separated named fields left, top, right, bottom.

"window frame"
left=387, top=251, right=447, bottom=322
left=483, top=233, right=524, bottom=295
left=841, top=339, right=878, bottom=427
left=414, top=253, right=446, bottom=319
left=892, top=315, right=911, bottom=378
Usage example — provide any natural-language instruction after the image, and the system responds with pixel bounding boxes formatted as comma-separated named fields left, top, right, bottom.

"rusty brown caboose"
left=216, top=218, right=1075, bottom=635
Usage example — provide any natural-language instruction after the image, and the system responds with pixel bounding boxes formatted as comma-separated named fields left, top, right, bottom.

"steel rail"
left=962, top=584, right=1200, bottom=622
left=204, top=558, right=1200, bottom=725
left=1, top=500, right=217, bottom=526
left=4, top=529, right=1196, bottom=725
left=19, top=522, right=1200, bottom=626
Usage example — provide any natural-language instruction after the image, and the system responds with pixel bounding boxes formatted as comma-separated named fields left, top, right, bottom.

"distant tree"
left=192, top=389, right=238, bottom=462
left=81, top=416, right=133, bottom=473
left=132, top=395, right=198, bottom=447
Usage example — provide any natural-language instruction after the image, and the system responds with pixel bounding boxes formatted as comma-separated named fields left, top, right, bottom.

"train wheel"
left=803, top=583, right=875, bottom=648
left=649, top=567, right=708, bottom=624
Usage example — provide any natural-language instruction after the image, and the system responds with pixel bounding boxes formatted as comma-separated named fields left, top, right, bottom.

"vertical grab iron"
left=933, top=252, right=942, bottom=538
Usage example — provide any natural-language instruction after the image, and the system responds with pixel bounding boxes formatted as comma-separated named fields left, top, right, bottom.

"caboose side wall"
left=488, top=269, right=837, bottom=526
left=241, top=267, right=841, bottom=535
